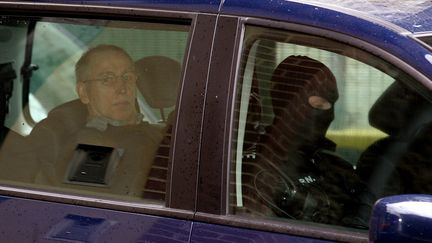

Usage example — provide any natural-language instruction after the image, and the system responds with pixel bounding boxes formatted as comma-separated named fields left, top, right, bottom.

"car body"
left=1, top=0, right=432, bottom=242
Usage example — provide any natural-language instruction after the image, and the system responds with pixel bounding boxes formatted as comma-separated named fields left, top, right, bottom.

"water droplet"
left=425, top=54, right=432, bottom=64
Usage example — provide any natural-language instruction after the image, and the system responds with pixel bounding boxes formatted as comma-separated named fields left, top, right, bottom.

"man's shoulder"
left=138, top=122, right=165, bottom=140
left=107, top=121, right=165, bottom=144
left=32, top=100, right=87, bottom=132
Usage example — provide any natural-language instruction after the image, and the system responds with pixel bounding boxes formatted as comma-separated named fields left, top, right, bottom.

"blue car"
left=1, top=0, right=432, bottom=242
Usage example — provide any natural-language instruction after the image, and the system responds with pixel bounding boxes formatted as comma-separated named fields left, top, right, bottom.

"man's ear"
left=76, top=82, right=90, bottom=104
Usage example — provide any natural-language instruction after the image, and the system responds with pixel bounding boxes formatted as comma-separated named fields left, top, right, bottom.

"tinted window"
left=0, top=16, right=190, bottom=204
left=230, top=26, right=432, bottom=229
left=418, top=35, right=432, bottom=49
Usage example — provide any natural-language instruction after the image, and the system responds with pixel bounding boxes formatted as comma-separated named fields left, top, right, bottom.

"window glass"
left=0, top=16, right=190, bottom=204
left=30, top=20, right=188, bottom=126
left=230, top=26, right=432, bottom=229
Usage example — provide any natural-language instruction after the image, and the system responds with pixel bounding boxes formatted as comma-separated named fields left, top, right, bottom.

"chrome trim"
left=408, top=33, right=432, bottom=52
left=0, top=1, right=195, bottom=20
left=0, top=184, right=194, bottom=219
left=412, top=31, right=432, bottom=38
left=195, top=212, right=368, bottom=243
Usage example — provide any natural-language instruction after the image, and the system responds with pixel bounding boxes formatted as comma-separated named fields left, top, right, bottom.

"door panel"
left=0, top=195, right=192, bottom=242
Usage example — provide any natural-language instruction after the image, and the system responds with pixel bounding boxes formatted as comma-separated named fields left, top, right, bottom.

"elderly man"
left=76, top=45, right=141, bottom=129
left=29, top=45, right=163, bottom=197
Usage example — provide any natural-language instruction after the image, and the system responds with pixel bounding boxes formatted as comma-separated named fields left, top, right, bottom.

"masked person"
left=249, top=56, right=359, bottom=225
left=28, top=45, right=163, bottom=197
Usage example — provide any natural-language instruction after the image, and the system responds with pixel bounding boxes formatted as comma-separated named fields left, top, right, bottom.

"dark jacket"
left=29, top=100, right=163, bottom=198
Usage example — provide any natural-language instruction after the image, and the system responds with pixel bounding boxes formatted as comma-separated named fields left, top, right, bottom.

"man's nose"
left=114, top=78, right=128, bottom=93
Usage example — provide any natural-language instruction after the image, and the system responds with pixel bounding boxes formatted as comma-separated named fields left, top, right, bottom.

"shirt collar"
left=86, top=113, right=144, bottom=131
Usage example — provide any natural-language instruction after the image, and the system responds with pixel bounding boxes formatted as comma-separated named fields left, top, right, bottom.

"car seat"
left=135, top=56, right=180, bottom=122
left=354, top=80, right=432, bottom=225
left=135, top=56, right=181, bottom=200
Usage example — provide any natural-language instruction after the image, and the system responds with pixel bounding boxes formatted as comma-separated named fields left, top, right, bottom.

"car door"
left=191, top=1, right=432, bottom=243
left=0, top=2, right=217, bottom=242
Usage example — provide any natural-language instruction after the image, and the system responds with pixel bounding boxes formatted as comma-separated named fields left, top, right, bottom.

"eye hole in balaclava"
left=269, top=55, right=339, bottom=155
left=308, top=96, right=332, bottom=110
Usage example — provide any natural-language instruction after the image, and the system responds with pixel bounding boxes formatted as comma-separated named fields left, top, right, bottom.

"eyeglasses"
left=85, top=71, right=137, bottom=87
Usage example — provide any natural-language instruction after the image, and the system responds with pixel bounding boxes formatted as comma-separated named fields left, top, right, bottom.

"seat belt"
left=21, top=20, right=37, bottom=113
left=0, top=62, right=16, bottom=143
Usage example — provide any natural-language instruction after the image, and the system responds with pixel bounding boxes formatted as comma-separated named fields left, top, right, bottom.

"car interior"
left=0, top=16, right=186, bottom=203
left=231, top=26, right=432, bottom=230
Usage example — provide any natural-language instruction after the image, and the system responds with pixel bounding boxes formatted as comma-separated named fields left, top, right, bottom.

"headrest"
left=135, top=56, right=181, bottom=109
left=369, top=81, right=432, bottom=137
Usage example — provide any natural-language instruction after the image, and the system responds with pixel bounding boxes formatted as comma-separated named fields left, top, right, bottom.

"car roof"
left=220, top=0, right=432, bottom=34
left=308, top=0, right=432, bottom=34
left=34, top=0, right=432, bottom=34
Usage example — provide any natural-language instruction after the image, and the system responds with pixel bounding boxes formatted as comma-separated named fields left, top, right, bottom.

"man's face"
left=77, top=50, right=138, bottom=123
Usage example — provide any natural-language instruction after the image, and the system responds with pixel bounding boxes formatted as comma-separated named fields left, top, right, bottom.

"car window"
left=230, top=26, right=432, bottom=230
left=0, top=16, right=190, bottom=205
left=29, top=19, right=188, bottom=129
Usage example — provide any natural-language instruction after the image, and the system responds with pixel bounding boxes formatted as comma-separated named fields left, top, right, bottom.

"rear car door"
left=0, top=2, right=217, bottom=241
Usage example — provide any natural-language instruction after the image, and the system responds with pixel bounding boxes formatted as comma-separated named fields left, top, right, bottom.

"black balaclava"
left=253, top=56, right=340, bottom=222
left=268, top=55, right=338, bottom=157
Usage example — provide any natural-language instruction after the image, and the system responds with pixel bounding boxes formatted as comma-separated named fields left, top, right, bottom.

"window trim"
left=169, top=13, right=219, bottom=211
left=196, top=15, right=242, bottom=215
left=195, top=213, right=368, bottom=243
left=0, top=1, right=195, bottom=21
left=0, top=185, right=195, bottom=220
left=412, top=32, right=432, bottom=52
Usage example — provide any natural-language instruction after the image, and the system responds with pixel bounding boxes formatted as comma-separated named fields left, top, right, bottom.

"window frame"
left=413, top=32, right=432, bottom=51
left=0, top=2, right=217, bottom=220
left=195, top=16, right=432, bottom=243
